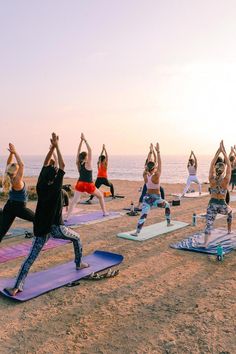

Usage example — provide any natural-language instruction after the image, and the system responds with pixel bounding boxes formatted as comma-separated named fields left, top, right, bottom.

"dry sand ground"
left=0, top=178, right=235, bottom=354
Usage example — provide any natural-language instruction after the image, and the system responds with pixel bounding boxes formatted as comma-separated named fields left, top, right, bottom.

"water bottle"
left=130, top=201, right=135, bottom=213
left=216, top=244, right=224, bottom=261
left=192, top=213, right=197, bottom=226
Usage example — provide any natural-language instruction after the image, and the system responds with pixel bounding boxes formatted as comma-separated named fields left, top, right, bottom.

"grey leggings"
left=204, top=202, right=232, bottom=234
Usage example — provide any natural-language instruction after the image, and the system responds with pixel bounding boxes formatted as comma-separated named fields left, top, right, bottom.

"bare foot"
left=4, top=287, right=21, bottom=296
left=76, top=262, right=89, bottom=270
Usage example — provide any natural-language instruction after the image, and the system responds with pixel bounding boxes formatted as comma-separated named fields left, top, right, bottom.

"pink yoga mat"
left=0, top=238, right=69, bottom=264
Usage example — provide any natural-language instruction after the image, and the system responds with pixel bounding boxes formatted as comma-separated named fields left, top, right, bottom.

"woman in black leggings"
left=0, top=144, right=34, bottom=242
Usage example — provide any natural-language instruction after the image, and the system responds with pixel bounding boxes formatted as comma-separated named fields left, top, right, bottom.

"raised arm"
left=155, top=143, right=161, bottom=175
left=51, top=133, right=65, bottom=171
left=209, top=146, right=221, bottom=179
left=192, top=151, right=197, bottom=169
left=43, top=145, right=56, bottom=167
left=8, top=144, right=24, bottom=179
left=6, top=150, right=14, bottom=166
left=82, top=134, right=92, bottom=168
left=103, top=145, right=108, bottom=165
left=221, top=141, right=231, bottom=182
left=147, top=143, right=155, bottom=163
left=76, top=136, right=84, bottom=170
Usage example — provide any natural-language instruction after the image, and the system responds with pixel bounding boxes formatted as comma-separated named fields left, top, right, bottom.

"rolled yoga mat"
left=0, top=250, right=124, bottom=301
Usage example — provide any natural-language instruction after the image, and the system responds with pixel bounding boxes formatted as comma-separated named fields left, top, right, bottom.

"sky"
left=1, top=0, right=236, bottom=156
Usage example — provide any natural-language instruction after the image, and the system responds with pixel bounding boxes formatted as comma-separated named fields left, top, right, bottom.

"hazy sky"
left=1, top=0, right=236, bottom=155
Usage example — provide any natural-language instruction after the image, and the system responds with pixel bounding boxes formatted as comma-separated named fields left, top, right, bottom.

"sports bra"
left=210, top=177, right=226, bottom=196
left=146, top=174, right=160, bottom=190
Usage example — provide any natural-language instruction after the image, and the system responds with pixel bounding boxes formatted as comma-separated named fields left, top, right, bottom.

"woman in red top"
left=66, top=134, right=108, bottom=220
left=86, top=144, right=114, bottom=203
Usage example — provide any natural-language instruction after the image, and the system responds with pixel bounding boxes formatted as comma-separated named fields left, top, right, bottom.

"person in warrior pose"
left=137, top=143, right=165, bottom=210
left=229, top=146, right=236, bottom=192
left=66, top=133, right=108, bottom=220
left=0, top=143, right=34, bottom=242
left=4, top=133, right=88, bottom=296
left=86, top=144, right=115, bottom=203
left=203, top=140, right=232, bottom=248
left=181, top=151, right=201, bottom=197
left=132, top=143, right=172, bottom=236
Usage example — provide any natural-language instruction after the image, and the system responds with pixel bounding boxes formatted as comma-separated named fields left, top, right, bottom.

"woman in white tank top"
left=181, top=151, right=201, bottom=197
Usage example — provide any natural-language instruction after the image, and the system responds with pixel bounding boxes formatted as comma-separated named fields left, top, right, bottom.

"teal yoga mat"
left=117, top=221, right=189, bottom=242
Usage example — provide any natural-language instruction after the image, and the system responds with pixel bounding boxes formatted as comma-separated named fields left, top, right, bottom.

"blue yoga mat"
left=170, top=228, right=236, bottom=254
left=0, top=250, right=123, bottom=302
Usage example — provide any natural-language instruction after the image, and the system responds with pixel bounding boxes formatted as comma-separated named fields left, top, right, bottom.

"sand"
left=0, top=179, right=235, bottom=354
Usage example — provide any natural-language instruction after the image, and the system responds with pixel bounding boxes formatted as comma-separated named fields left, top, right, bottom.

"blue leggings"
left=137, top=194, right=171, bottom=232
left=14, top=225, right=82, bottom=291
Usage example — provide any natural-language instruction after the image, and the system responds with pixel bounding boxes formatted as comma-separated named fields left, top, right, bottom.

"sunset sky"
left=1, top=0, right=236, bottom=156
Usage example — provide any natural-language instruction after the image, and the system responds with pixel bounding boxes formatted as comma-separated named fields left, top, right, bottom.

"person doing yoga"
left=131, top=143, right=172, bottom=236
left=229, top=146, right=236, bottom=192
left=86, top=144, right=115, bottom=203
left=137, top=143, right=165, bottom=209
left=203, top=140, right=232, bottom=248
left=181, top=151, right=201, bottom=197
left=0, top=143, right=34, bottom=242
left=4, top=133, right=89, bottom=297
left=66, top=133, right=108, bottom=220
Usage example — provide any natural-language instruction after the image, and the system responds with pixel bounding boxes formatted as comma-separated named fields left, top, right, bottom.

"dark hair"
left=38, top=165, right=58, bottom=185
left=215, top=156, right=224, bottom=165
left=79, top=152, right=87, bottom=164
left=189, top=158, right=194, bottom=165
left=99, top=155, right=106, bottom=163
left=147, top=161, right=155, bottom=172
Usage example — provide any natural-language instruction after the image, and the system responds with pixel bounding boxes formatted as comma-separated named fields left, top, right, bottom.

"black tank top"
left=79, top=162, right=93, bottom=183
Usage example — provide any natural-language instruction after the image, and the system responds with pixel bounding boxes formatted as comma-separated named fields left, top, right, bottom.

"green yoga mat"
left=117, top=221, right=189, bottom=241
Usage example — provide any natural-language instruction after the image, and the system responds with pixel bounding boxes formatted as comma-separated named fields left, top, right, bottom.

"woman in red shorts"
left=66, top=133, right=108, bottom=220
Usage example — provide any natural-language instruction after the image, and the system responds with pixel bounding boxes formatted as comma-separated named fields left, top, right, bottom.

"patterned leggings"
left=14, top=225, right=83, bottom=291
left=137, top=194, right=171, bottom=233
left=204, top=202, right=232, bottom=234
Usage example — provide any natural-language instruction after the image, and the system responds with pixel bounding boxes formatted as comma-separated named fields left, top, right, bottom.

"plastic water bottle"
left=216, top=244, right=224, bottom=261
left=130, top=201, right=135, bottom=213
left=192, top=213, right=197, bottom=226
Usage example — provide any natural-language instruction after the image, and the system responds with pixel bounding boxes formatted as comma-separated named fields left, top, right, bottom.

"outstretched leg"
left=204, top=203, right=217, bottom=247
left=132, top=195, right=153, bottom=235
left=92, top=188, right=108, bottom=215
left=66, top=190, right=82, bottom=220
left=50, top=225, right=88, bottom=269
left=5, top=236, right=47, bottom=295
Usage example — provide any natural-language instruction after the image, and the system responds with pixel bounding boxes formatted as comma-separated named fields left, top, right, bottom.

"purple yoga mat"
left=0, top=250, right=123, bottom=301
left=65, top=211, right=121, bottom=226
left=0, top=238, right=69, bottom=264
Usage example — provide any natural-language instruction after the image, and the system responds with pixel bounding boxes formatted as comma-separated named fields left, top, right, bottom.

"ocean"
left=0, top=155, right=212, bottom=184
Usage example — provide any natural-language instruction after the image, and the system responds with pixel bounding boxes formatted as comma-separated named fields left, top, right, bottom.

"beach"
left=0, top=178, right=235, bottom=354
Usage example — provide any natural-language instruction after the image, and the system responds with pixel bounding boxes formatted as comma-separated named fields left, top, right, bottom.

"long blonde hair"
left=3, top=163, right=19, bottom=193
